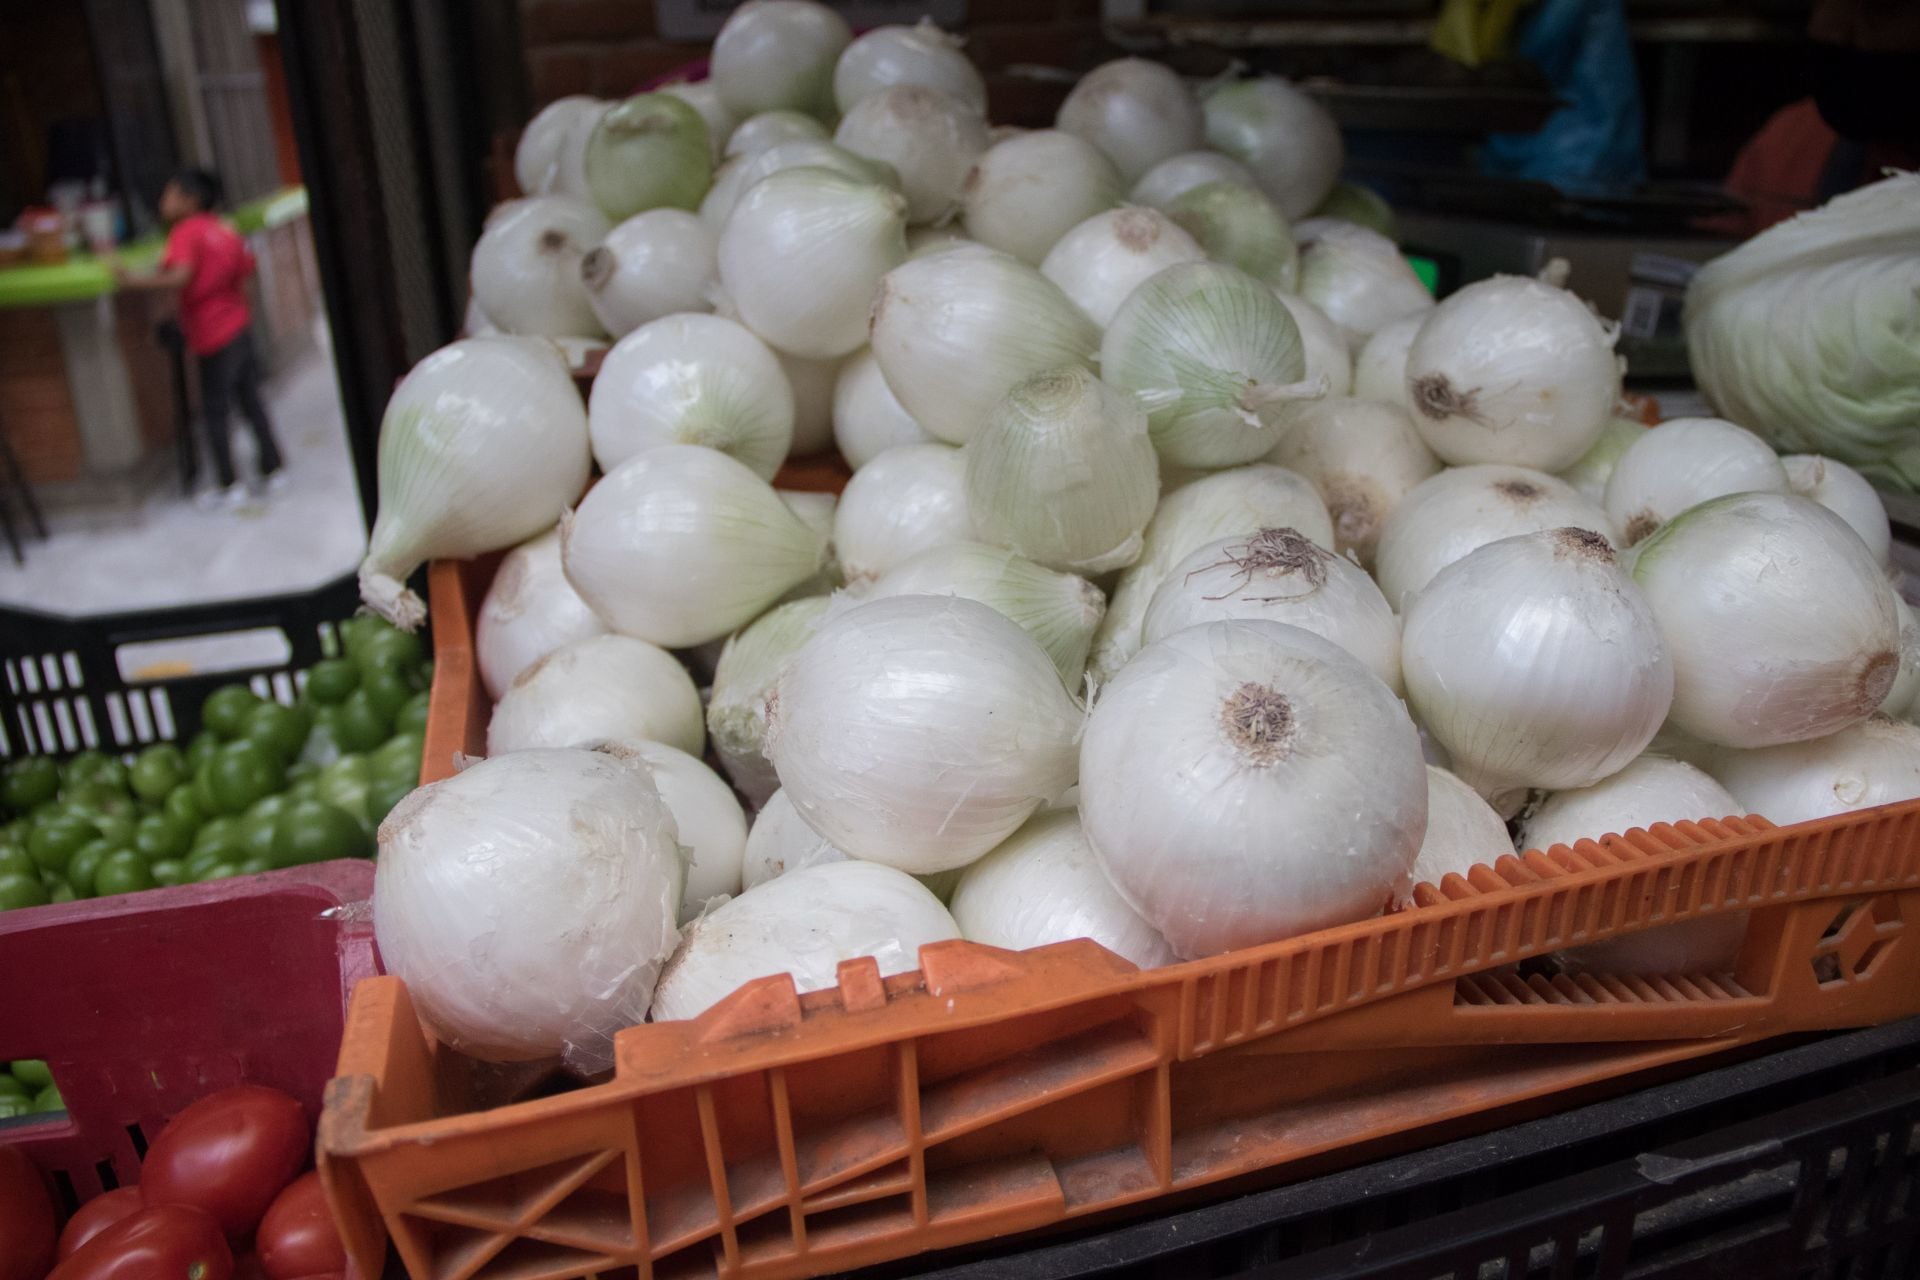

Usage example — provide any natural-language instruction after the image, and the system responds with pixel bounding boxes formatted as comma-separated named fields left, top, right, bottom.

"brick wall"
left=517, top=0, right=1117, bottom=127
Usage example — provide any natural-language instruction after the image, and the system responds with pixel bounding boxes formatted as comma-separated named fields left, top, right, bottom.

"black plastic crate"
left=877, top=1017, right=1920, bottom=1280
left=0, top=572, right=362, bottom=760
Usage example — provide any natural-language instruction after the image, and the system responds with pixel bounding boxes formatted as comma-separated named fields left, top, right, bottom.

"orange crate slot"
left=330, top=542, right=1920, bottom=1280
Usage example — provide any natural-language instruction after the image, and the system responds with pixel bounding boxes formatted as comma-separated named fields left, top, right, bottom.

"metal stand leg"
left=0, top=434, right=46, bottom=541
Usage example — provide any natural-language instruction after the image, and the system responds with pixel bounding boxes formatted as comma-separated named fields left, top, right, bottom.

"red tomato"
left=57, top=1187, right=146, bottom=1259
left=255, top=1173, right=346, bottom=1279
left=0, top=1145, right=57, bottom=1280
left=47, top=1204, right=232, bottom=1280
left=140, top=1086, right=310, bottom=1237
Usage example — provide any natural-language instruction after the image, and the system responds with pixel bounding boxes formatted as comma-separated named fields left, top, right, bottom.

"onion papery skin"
left=1264, top=396, right=1439, bottom=568
left=964, top=365, right=1159, bottom=575
left=1055, top=58, right=1203, bottom=184
left=766, top=595, right=1084, bottom=873
left=1403, top=273, right=1620, bottom=472
left=650, top=861, right=960, bottom=1020
left=1631, top=491, right=1901, bottom=749
left=1401, top=765, right=1513, bottom=902
left=486, top=632, right=705, bottom=757
left=833, top=442, right=977, bottom=583
left=717, top=166, right=909, bottom=360
left=562, top=444, right=827, bottom=648
left=1081, top=619, right=1427, bottom=959
left=869, top=248, right=1100, bottom=445
left=1090, top=464, right=1332, bottom=682
left=374, top=747, right=683, bottom=1071
left=962, top=130, right=1125, bottom=267
left=581, top=209, right=718, bottom=339
left=359, top=337, right=591, bottom=630
left=477, top=527, right=610, bottom=701
left=1143, top=528, right=1402, bottom=694
left=950, top=810, right=1178, bottom=969
left=1402, top=527, right=1674, bottom=800
left=1373, top=464, right=1617, bottom=610
left=587, top=314, right=794, bottom=479
left=711, top=0, right=852, bottom=120
left=1099, top=261, right=1315, bottom=469
left=470, top=197, right=609, bottom=339
left=1201, top=77, right=1344, bottom=220
left=1602, top=416, right=1788, bottom=547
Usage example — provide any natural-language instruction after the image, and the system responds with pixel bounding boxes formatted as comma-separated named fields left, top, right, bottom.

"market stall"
left=1, top=1, right=1918, bottom=1276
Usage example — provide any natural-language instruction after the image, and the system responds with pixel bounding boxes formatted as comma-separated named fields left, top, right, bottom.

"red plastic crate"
left=0, top=860, right=377, bottom=1219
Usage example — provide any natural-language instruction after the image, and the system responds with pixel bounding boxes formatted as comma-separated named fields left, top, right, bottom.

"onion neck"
left=1234, top=373, right=1327, bottom=426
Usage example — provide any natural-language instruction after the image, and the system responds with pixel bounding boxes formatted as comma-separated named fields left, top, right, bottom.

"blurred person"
left=117, top=168, right=284, bottom=508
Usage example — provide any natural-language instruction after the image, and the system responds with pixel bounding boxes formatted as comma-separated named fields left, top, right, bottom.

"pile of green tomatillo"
left=0, top=614, right=430, bottom=910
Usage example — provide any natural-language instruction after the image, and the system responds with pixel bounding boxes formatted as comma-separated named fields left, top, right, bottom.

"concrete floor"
left=0, top=328, right=367, bottom=618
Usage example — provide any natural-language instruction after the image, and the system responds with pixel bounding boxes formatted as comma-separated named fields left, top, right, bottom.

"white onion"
left=359, top=338, right=590, bottom=629
left=581, top=210, right=718, bottom=338
left=725, top=109, right=829, bottom=160
left=516, top=96, right=600, bottom=195
left=961, top=130, right=1123, bottom=266
left=1784, top=454, right=1891, bottom=564
left=1082, top=619, right=1426, bottom=958
left=1519, top=755, right=1742, bottom=852
left=583, top=93, right=712, bottom=221
left=659, top=81, right=736, bottom=161
left=1264, top=396, right=1439, bottom=567
left=949, top=810, right=1177, bottom=969
left=773, top=348, right=841, bottom=455
left=469, top=197, right=608, bottom=338
left=1714, top=716, right=1920, bottom=825
left=1091, top=464, right=1333, bottom=681
left=834, top=20, right=986, bottom=116
left=1374, top=465, right=1616, bottom=610
left=1883, top=596, right=1920, bottom=718
left=1558, top=417, right=1645, bottom=505
left=870, top=248, right=1099, bottom=445
left=1130, top=150, right=1257, bottom=209
left=1632, top=491, right=1900, bottom=747
left=1144, top=529, right=1401, bottom=693
left=708, top=598, right=830, bottom=805
left=1168, top=182, right=1297, bottom=289
left=1055, top=58, right=1202, bottom=184
left=835, top=85, right=987, bottom=225
left=862, top=541, right=1104, bottom=687
left=964, top=365, right=1158, bottom=574
left=549, top=103, right=608, bottom=202
left=906, top=225, right=973, bottom=256
left=711, top=0, right=851, bottom=120
left=767, top=595, right=1083, bottom=873
left=1405, top=273, right=1620, bottom=471
left=1603, top=417, right=1788, bottom=546
left=375, top=747, right=682, bottom=1068
left=718, top=167, right=908, bottom=359
left=700, top=138, right=899, bottom=232
left=1295, top=224, right=1431, bottom=350
left=1201, top=77, right=1343, bottom=220
left=1350, top=312, right=1423, bottom=412
left=563, top=445, right=827, bottom=647
left=651, top=862, right=959, bottom=1020
left=588, top=314, right=793, bottom=477
left=1275, top=293, right=1351, bottom=398
left=1403, top=528, right=1673, bottom=801
left=1100, top=261, right=1317, bottom=469
left=777, top=488, right=841, bottom=587
left=741, top=787, right=847, bottom=887
left=486, top=633, right=704, bottom=757
left=477, top=527, right=609, bottom=701
left=1041, top=208, right=1205, bottom=328
left=627, top=740, right=747, bottom=923
left=832, top=347, right=933, bottom=467
left=834, top=442, right=976, bottom=582
left=1403, top=766, right=1513, bottom=898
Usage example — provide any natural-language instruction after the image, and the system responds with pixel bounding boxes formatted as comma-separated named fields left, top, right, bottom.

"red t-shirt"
left=162, top=212, right=254, bottom=355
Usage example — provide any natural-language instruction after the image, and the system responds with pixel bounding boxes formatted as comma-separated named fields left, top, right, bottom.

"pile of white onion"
left=362, top=6, right=1920, bottom=1065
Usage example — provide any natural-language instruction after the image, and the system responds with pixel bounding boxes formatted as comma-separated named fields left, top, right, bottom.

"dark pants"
left=198, top=333, right=282, bottom=488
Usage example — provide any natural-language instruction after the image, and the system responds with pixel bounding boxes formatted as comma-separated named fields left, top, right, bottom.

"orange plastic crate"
left=333, top=510, right=1920, bottom=1280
